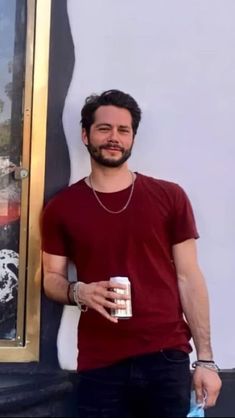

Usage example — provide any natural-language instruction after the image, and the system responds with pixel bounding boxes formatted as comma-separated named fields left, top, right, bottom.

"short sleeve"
left=41, top=198, right=69, bottom=256
left=170, top=185, right=199, bottom=245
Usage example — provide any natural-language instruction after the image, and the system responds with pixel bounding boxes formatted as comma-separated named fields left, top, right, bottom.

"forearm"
left=43, top=272, right=69, bottom=304
left=178, top=268, right=213, bottom=360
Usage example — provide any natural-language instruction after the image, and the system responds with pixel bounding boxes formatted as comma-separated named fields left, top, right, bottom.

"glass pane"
left=0, top=0, right=26, bottom=340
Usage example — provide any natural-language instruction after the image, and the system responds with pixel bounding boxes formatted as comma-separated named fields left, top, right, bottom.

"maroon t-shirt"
left=42, top=173, right=199, bottom=371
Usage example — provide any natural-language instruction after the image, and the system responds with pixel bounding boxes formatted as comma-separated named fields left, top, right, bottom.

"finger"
left=105, top=290, right=130, bottom=300
left=108, top=282, right=129, bottom=290
left=97, top=281, right=127, bottom=289
left=204, top=395, right=216, bottom=409
left=95, top=304, right=118, bottom=323
left=105, top=300, right=127, bottom=309
left=195, top=385, right=204, bottom=405
left=98, top=281, right=113, bottom=288
left=92, top=289, right=126, bottom=302
left=204, top=391, right=219, bottom=409
left=94, top=295, right=127, bottom=309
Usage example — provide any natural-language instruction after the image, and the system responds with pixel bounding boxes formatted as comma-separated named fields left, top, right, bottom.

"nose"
left=107, top=127, right=119, bottom=143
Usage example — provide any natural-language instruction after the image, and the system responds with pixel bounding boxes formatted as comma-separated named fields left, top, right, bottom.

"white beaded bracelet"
left=73, top=282, right=88, bottom=312
left=192, top=360, right=220, bottom=373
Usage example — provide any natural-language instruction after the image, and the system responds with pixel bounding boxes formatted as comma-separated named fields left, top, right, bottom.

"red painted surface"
left=0, top=201, right=20, bottom=226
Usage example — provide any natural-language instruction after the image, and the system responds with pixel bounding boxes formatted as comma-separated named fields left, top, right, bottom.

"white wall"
left=59, top=0, right=235, bottom=369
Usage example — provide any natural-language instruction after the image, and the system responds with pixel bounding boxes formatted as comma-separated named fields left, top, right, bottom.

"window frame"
left=0, top=0, right=51, bottom=361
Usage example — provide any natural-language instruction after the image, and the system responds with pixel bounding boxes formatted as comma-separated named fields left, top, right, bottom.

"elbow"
left=176, top=271, right=189, bottom=284
left=42, top=274, right=50, bottom=297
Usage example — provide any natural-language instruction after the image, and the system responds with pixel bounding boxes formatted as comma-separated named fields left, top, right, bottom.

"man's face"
left=82, top=105, right=134, bottom=167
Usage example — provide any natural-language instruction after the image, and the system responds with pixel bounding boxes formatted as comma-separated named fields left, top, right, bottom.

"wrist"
left=192, top=360, right=220, bottom=373
left=67, top=281, right=77, bottom=305
left=196, top=351, right=213, bottom=362
left=73, top=282, right=88, bottom=312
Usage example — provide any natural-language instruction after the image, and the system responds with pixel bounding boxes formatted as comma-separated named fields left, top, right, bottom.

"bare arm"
left=43, top=251, right=69, bottom=304
left=42, top=251, right=129, bottom=323
left=173, top=239, right=212, bottom=360
left=173, top=239, right=221, bottom=407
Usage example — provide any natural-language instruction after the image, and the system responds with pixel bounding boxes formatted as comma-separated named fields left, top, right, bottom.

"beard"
left=86, top=141, right=133, bottom=168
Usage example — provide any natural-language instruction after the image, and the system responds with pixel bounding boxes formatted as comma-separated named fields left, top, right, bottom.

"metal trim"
left=0, top=0, right=51, bottom=361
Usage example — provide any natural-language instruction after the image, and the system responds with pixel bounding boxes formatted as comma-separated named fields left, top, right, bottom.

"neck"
left=87, top=164, right=133, bottom=192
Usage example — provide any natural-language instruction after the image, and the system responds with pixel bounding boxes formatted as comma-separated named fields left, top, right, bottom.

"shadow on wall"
left=41, top=0, right=75, bottom=370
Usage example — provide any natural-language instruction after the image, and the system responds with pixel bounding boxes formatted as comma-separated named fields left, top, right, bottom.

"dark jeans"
left=76, top=350, right=191, bottom=418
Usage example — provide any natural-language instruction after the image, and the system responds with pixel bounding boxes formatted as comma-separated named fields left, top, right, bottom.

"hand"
left=193, top=366, right=222, bottom=408
left=77, top=281, right=130, bottom=323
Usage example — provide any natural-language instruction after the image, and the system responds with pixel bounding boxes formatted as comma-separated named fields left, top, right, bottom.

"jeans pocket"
left=161, top=349, right=189, bottom=363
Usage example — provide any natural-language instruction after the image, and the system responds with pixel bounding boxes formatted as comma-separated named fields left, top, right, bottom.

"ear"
left=81, top=128, right=89, bottom=146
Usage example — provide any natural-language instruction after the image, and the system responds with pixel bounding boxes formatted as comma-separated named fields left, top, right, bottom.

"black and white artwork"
left=0, top=249, right=19, bottom=339
left=0, top=0, right=25, bottom=340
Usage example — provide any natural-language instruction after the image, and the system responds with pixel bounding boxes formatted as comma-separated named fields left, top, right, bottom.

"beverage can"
left=110, top=276, right=132, bottom=319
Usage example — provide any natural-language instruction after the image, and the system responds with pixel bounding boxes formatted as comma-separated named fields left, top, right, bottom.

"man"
left=42, top=89, right=221, bottom=417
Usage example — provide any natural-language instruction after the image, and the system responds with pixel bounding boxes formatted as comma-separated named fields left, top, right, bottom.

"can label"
left=110, top=277, right=132, bottom=319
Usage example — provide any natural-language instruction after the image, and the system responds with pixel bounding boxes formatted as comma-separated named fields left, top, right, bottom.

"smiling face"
left=82, top=105, right=134, bottom=167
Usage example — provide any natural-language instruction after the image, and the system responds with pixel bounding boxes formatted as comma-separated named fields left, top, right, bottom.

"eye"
left=98, top=127, right=110, bottom=132
left=119, top=128, right=130, bottom=134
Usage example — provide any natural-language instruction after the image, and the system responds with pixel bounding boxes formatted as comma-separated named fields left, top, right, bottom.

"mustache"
left=100, top=144, right=125, bottom=152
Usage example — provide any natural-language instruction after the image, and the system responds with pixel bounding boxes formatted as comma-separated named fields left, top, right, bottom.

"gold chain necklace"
left=89, top=172, right=135, bottom=214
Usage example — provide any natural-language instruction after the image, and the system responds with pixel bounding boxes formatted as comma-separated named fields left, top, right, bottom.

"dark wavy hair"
left=81, top=89, right=141, bottom=136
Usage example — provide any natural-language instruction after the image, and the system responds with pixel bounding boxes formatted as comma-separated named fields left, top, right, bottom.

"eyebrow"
left=95, top=123, right=131, bottom=129
left=95, top=123, right=112, bottom=128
